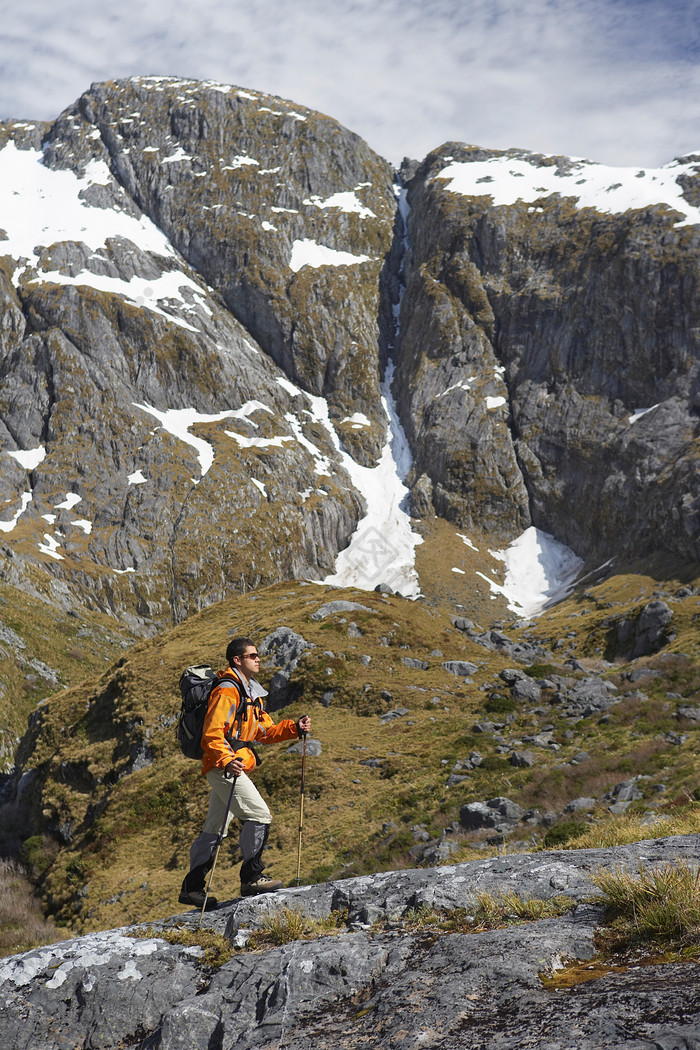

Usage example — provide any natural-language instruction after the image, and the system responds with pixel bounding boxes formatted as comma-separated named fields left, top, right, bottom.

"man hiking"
left=179, top=636, right=310, bottom=909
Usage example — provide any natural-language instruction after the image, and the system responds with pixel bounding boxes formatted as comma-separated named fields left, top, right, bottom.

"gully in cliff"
left=179, top=637, right=311, bottom=909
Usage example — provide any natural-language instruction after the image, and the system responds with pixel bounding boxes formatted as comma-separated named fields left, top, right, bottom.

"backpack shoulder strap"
left=214, top=671, right=250, bottom=723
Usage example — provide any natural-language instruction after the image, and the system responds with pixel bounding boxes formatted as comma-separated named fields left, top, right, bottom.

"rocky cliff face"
left=0, top=78, right=698, bottom=635
left=396, top=145, right=700, bottom=560
left=0, top=78, right=397, bottom=629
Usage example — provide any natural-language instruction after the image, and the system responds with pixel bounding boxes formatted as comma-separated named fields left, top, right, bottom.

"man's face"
left=236, top=646, right=260, bottom=680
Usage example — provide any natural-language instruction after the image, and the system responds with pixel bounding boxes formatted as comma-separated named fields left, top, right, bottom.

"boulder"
left=285, top=737, right=322, bottom=756
left=459, top=796, right=523, bottom=830
left=512, top=677, right=542, bottom=703
left=441, top=660, right=479, bottom=677
left=564, top=798, right=597, bottom=813
left=509, top=750, right=536, bottom=768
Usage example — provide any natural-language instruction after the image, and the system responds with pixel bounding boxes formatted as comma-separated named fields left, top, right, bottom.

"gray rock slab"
left=311, top=601, right=375, bottom=620
left=160, top=909, right=600, bottom=1050
left=222, top=834, right=700, bottom=932
left=0, top=928, right=205, bottom=1050
left=3, top=836, right=700, bottom=1050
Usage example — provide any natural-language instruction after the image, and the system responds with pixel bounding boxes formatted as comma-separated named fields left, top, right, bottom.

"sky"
left=1, top=0, right=698, bottom=168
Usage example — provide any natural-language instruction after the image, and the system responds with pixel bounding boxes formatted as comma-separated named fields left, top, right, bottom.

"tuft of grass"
left=401, top=893, right=573, bottom=934
left=130, top=925, right=236, bottom=968
left=247, top=907, right=347, bottom=950
left=592, top=861, right=700, bottom=955
left=471, top=890, right=573, bottom=929
left=401, top=904, right=475, bottom=933
left=496, top=891, right=574, bottom=923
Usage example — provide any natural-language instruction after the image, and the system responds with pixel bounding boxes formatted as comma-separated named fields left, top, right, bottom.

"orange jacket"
left=200, top=667, right=299, bottom=776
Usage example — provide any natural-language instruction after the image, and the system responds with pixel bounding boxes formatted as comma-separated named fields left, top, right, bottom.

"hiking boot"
left=240, top=874, right=283, bottom=897
left=178, top=887, right=218, bottom=910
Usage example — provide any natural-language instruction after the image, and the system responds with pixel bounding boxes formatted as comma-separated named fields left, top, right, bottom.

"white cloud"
left=0, top=1, right=698, bottom=167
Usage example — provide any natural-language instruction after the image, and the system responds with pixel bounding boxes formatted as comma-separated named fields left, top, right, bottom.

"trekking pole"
left=198, top=774, right=237, bottom=929
left=294, top=728, right=307, bottom=886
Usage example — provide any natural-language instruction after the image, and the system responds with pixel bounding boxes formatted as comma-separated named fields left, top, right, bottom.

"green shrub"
left=309, top=864, right=335, bottom=884
left=484, top=695, right=517, bottom=714
left=65, top=855, right=87, bottom=883
left=522, top=664, right=557, bottom=679
left=479, top=756, right=508, bottom=772
left=379, top=761, right=401, bottom=780
left=20, top=835, right=56, bottom=877
left=543, top=821, right=588, bottom=848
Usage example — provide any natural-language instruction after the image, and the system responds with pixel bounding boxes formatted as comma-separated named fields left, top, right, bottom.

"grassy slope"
left=9, top=548, right=699, bottom=938
left=0, top=571, right=136, bottom=776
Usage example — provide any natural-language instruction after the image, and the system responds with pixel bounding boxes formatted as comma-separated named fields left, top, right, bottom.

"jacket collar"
left=227, top=666, right=268, bottom=700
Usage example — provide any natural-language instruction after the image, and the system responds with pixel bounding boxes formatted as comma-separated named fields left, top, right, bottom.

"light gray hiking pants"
left=189, top=768, right=271, bottom=874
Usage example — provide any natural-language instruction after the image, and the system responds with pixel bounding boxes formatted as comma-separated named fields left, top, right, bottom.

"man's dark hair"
left=226, top=637, right=255, bottom=666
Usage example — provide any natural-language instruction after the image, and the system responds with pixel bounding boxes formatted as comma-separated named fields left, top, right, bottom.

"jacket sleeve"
left=201, top=681, right=240, bottom=772
left=254, top=711, right=300, bottom=746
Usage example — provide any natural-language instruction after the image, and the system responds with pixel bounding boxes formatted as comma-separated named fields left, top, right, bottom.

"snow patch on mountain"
left=629, top=405, right=660, bottom=424
left=133, top=403, right=274, bottom=481
left=303, top=191, right=376, bottom=218
left=289, top=239, right=371, bottom=272
left=0, top=142, right=173, bottom=270
left=477, top=527, right=584, bottom=617
left=0, top=493, right=32, bottom=533
left=322, top=361, right=422, bottom=598
left=0, top=141, right=211, bottom=332
left=55, top=493, right=82, bottom=510
left=7, top=446, right=45, bottom=470
left=436, top=152, right=700, bottom=226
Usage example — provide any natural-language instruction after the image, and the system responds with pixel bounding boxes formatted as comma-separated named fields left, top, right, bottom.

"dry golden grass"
left=558, top=804, right=700, bottom=851
left=248, top=907, right=346, bottom=950
left=5, top=554, right=700, bottom=949
left=0, top=860, right=69, bottom=957
left=592, top=860, right=700, bottom=954
left=401, top=891, right=573, bottom=934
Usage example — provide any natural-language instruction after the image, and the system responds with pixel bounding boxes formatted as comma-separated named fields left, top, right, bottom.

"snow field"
left=474, top=527, right=584, bottom=618
left=437, top=152, right=700, bottom=226
left=0, top=142, right=210, bottom=331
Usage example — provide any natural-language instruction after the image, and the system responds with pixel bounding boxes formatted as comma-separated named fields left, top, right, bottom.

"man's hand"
left=224, top=757, right=245, bottom=779
left=297, top=714, right=311, bottom=736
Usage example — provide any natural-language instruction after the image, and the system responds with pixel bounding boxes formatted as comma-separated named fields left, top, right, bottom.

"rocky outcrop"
left=260, top=625, right=314, bottom=710
left=1, top=835, right=698, bottom=1049
left=616, top=599, right=674, bottom=658
left=65, top=78, right=397, bottom=465
left=395, top=144, right=700, bottom=562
